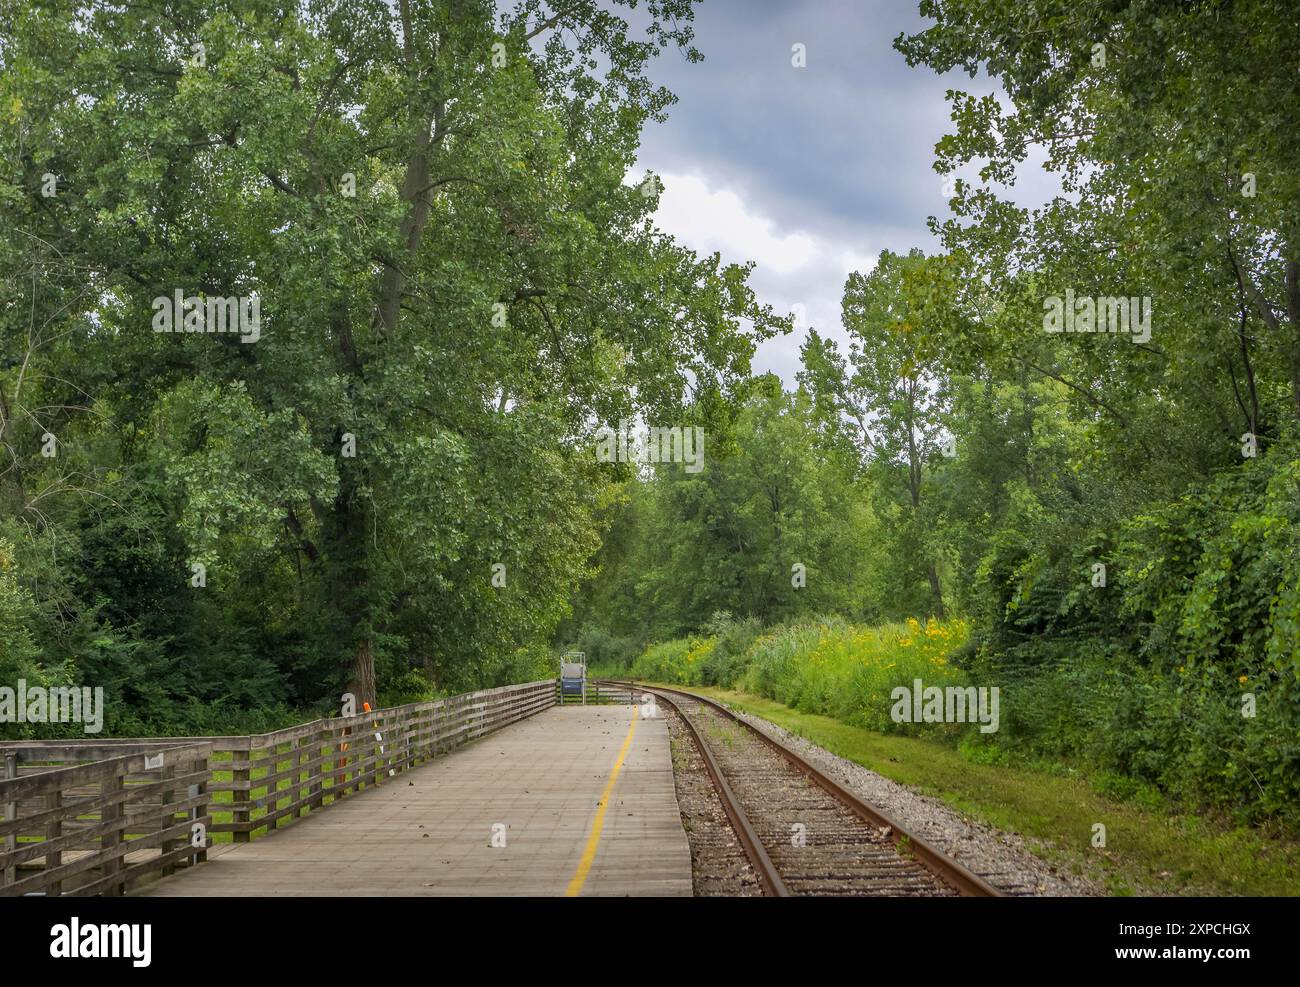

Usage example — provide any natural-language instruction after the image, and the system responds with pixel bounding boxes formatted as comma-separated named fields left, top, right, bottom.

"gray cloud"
left=633, top=0, right=1058, bottom=383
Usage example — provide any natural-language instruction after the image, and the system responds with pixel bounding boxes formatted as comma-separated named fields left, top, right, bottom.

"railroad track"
left=597, top=680, right=1002, bottom=898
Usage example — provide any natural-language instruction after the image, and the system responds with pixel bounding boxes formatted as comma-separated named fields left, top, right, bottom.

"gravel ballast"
left=721, top=705, right=1104, bottom=896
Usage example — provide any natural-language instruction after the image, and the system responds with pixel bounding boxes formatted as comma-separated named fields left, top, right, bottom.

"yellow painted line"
left=565, top=710, right=639, bottom=897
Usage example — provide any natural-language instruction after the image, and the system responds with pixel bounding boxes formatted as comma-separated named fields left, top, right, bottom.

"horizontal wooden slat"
left=2, top=815, right=199, bottom=897
left=0, top=793, right=207, bottom=870
left=0, top=767, right=209, bottom=841
left=0, top=679, right=556, bottom=895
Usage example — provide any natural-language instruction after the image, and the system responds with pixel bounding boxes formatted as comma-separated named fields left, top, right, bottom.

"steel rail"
left=641, top=685, right=789, bottom=896
left=600, top=679, right=1003, bottom=898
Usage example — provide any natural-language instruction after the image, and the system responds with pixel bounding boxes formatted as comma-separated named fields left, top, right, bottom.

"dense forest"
left=566, top=1, right=1300, bottom=827
left=2, top=0, right=1298, bottom=832
left=1, top=0, right=783, bottom=733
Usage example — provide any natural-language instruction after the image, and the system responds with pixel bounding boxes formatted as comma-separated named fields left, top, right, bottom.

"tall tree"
left=801, top=249, right=952, bottom=619
left=897, top=0, right=1300, bottom=439
left=1, top=0, right=779, bottom=707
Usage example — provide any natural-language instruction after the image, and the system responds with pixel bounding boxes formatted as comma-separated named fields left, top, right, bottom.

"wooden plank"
left=231, top=748, right=250, bottom=844
left=101, top=773, right=124, bottom=897
left=0, top=767, right=209, bottom=842
left=3, top=753, right=14, bottom=887
left=1, top=816, right=200, bottom=897
left=0, top=744, right=212, bottom=802
left=0, top=682, right=557, bottom=895
left=141, top=705, right=691, bottom=898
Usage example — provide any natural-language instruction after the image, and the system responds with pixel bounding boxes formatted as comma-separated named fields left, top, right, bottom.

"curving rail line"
left=598, top=680, right=1003, bottom=898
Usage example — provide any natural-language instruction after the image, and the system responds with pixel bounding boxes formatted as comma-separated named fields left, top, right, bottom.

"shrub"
left=571, top=625, right=641, bottom=671
left=629, top=614, right=974, bottom=736
left=632, top=637, right=707, bottom=685
left=739, top=615, right=972, bottom=734
left=697, top=611, right=763, bottom=686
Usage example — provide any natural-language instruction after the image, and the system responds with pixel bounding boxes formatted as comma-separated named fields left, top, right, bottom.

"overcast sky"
left=630, top=0, right=1056, bottom=385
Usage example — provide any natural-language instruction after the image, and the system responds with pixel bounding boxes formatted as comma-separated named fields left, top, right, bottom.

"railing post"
left=45, top=789, right=62, bottom=896
left=393, top=709, right=407, bottom=774
left=449, top=695, right=461, bottom=752
left=3, top=752, right=17, bottom=888
left=266, top=744, right=281, bottom=832
left=232, top=747, right=250, bottom=843
left=339, top=719, right=354, bottom=797
left=159, top=759, right=177, bottom=875
left=191, top=752, right=208, bottom=867
left=308, top=727, right=324, bottom=812
left=291, top=737, right=303, bottom=819
left=102, top=771, right=125, bottom=895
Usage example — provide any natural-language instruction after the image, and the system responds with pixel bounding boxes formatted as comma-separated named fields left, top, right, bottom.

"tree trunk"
left=0, top=380, right=25, bottom=514
left=375, top=103, right=442, bottom=335
left=1285, top=259, right=1300, bottom=425
left=905, top=382, right=946, bottom=620
left=349, top=638, right=377, bottom=711
left=324, top=464, right=376, bottom=708
left=927, top=562, right=947, bottom=622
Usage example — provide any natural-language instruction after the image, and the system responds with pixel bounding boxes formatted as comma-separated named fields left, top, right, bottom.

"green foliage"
left=0, top=535, right=39, bottom=674
left=1118, top=453, right=1300, bottom=680
left=631, top=636, right=709, bottom=687
left=632, top=614, right=974, bottom=736
left=563, top=382, right=877, bottom=648
left=738, top=616, right=971, bottom=735
left=799, top=250, right=955, bottom=620
left=0, top=0, right=1294, bottom=841
left=695, top=611, right=762, bottom=686
left=0, top=0, right=777, bottom=731
left=982, top=652, right=1300, bottom=828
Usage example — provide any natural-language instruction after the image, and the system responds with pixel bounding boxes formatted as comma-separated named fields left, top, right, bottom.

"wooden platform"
left=138, top=705, right=692, bottom=897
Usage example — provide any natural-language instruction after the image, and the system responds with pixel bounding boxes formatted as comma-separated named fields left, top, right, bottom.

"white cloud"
left=837, top=249, right=877, bottom=277
left=650, top=172, right=817, bottom=275
left=635, top=169, right=876, bottom=384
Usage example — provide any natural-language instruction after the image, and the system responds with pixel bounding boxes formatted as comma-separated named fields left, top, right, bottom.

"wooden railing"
left=0, top=742, right=211, bottom=898
left=0, top=679, right=556, bottom=897
left=581, top=680, right=641, bottom=705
